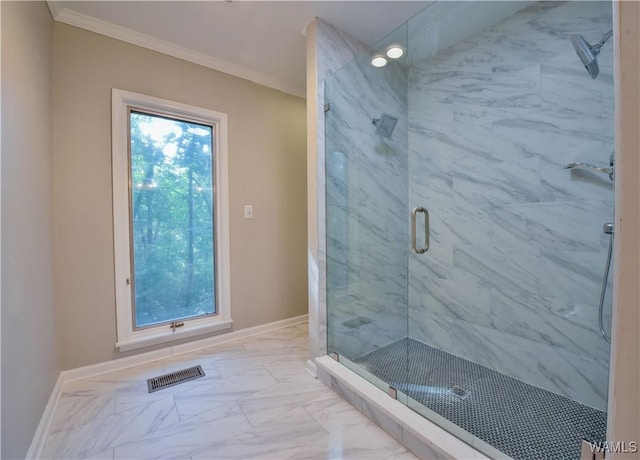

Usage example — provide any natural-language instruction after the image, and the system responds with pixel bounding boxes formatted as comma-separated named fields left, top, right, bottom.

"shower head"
left=372, top=114, right=398, bottom=138
left=570, top=30, right=613, bottom=80
left=571, top=34, right=599, bottom=79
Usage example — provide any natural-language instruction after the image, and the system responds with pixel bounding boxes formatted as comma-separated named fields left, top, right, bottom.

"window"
left=112, top=89, right=231, bottom=351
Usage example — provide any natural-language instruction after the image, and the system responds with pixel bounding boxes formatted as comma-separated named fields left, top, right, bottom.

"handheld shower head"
left=571, top=34, right=599, bottom=79
left=570, top=30, right=613, bottom=79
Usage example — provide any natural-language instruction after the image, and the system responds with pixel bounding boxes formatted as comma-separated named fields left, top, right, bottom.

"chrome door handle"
left=411, top=207, right=429, bottom=254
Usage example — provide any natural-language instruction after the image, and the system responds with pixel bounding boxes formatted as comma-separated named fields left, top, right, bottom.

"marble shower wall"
left=325, top=38, right=409, bottom=359
left=407, top=1, right=614, bottom=411
left=312, top=19, right=371, bottom=359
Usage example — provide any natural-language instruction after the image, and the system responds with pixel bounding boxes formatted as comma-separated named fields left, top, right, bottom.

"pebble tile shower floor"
left=353, top=338, right=607, bottom=460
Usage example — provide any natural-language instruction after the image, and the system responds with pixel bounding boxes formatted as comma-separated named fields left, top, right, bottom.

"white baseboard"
left=63, top=314, right=308, bottom=383
left=25, top=376, right=65, bottom=460
left=27, top=314, right=308, bottom=458
left=305, top=358, right=318, bottom=377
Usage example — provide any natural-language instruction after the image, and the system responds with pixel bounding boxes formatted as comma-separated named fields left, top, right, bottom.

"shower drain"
left=450, top=385, right=470, bottom=400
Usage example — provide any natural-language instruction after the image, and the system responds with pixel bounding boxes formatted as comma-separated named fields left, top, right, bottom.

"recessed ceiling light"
left=371, top=55, right=387, bottom=68
left=386, top=45, right=404, bottom=59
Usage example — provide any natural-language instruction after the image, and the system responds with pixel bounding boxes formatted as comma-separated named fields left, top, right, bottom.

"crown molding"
left=46, top=0, right=63, bottom=20
left=46, top=2, right=306, bottom=98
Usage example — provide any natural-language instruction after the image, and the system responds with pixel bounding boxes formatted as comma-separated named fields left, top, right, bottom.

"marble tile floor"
left=41, top=323, right=417, bottom=460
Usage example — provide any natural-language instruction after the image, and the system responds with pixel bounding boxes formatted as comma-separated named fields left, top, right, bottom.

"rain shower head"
left=372, top=114, right=398, bottom=138
left=571, top=30, right=613, bottom=80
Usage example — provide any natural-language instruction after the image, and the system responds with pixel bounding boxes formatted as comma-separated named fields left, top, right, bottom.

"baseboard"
left=25, top=375, right=65, bottom=460
left=305, top=358, right=318, bottom=377
left=27, top=314, right=308, bottom=458
left=63, top=314, right=308, bottom=383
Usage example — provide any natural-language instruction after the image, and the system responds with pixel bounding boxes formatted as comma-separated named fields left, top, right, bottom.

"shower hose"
left=599, top=232, right=613, bottom=344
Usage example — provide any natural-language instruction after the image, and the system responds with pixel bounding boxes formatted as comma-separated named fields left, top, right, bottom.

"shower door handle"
left=411, top=207, right=430, bottom=254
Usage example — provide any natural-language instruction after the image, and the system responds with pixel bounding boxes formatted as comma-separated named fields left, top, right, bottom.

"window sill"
left=116, top=318, right=233, bottom=352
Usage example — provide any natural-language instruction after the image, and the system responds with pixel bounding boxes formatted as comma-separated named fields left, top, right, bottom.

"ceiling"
left=48, top=1, right=431, bottom=98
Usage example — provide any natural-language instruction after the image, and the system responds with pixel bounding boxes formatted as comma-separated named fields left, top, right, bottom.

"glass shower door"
left=324, top=2, right=612, bottom=458
left=324, top=26, right=411, bottom=396
left=404, top=1, right=613, bottom=459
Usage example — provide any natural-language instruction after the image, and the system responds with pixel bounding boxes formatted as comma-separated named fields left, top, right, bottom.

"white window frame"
left=112, top=89, right=232, bottom=352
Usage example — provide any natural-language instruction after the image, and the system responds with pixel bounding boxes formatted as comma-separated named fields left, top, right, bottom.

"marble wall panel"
left=314, top=20, right=371, bottom=358
left=407, top=1, right=614, bottom=410
left=323, top=26, right=410, bottom=359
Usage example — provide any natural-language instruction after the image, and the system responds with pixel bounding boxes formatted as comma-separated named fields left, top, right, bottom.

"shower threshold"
left=351, top=338, right=606, bottom=460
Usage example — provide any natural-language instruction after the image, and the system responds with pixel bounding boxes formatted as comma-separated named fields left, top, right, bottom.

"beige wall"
left=1, top=2, right=60, bottom=458
left=53, top=23, right=307, bottom=370
left=609, top=1, right=640, bottom=456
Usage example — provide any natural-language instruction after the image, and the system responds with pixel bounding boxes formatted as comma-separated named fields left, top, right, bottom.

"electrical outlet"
left=244, top=205, right=253, bottom=219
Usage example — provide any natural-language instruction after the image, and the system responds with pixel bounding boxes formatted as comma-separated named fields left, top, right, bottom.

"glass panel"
left=129, top=110, right=216, bottom=328
left=324, top=1, right=614, bottom=459
left=325, top=23, right=410, bottom=393
left=405, top=1, right=613, bottom=458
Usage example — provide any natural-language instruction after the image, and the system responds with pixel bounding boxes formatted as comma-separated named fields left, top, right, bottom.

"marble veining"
left=407, top=1, right=613, bottom=411
left=312, top=19, right=372, bottom=360
left=324, top=24, right=409, bottom=360
left=320, top=1, right=612, bottom=415
left=41, top=323, right=415, bottom=460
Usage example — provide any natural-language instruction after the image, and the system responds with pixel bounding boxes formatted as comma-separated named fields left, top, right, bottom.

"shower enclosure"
left=324, top=2, right=614, bottom=459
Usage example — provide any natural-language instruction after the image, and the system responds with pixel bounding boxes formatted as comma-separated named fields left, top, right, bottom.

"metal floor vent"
left=147, top=365, right=205, bottom=393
